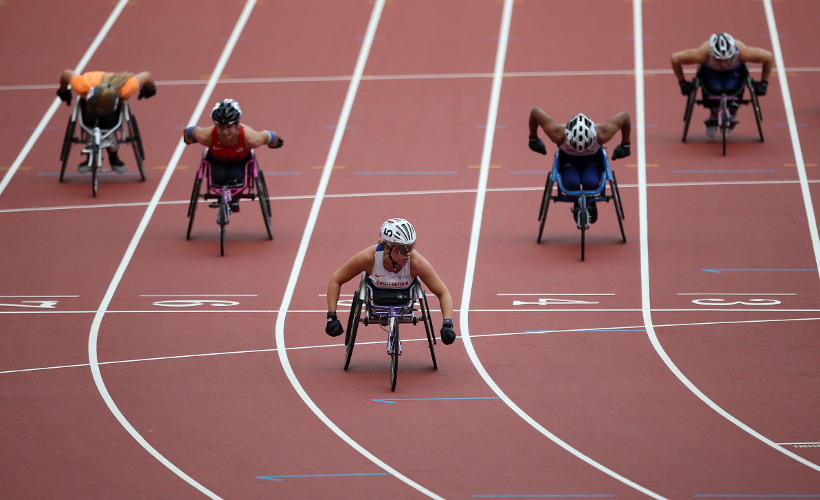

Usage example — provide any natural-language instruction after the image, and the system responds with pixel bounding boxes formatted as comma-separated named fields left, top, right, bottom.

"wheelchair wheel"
left=747, top=78, right=764, bottom=142
left=537, top=177, right=554, bottom=243
left=721, top=123, right=727, bottom=156
left=218, top=200, right=228, bottom=257
left=256, top=173, right=273, bottom=239
left=610, top=173, right=626, bottom=243
left=682, top=79, right=699, bottom=142
left=344, top=278, right=365, bottom=371
left=186, top=175, right=202, bottom=240
left=127, top=113, right=146, bottom=181
left=389, top=317, right=399, bottom=392
left=91, top=150, right=100, bottom=198
left=59, top=115, right=76, bottom=182
left=418, top=284, right=437, bottom=370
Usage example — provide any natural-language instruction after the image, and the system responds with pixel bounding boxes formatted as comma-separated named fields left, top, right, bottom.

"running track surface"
left=1, top=0, right=819, bottom=499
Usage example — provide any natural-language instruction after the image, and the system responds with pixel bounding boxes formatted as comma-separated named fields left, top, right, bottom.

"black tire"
left=91, top=150, right=99, bottom=198
left=131, top=115, right=146, bottom=181
left=186, top=176, right=202, bottom=240
left=682, top=81, right=698, bottom=142
left=610, top=174, right=626, bottom=243
left=60, top=116, right=76, bottom=182
left=748, top=78, right=764, bottom=142
left=256, top=173, right=273, bottom=239
left=578, top=204, right=587, bottom=261
left=219, top=201, right=228, bottom=257
left=344, top=292, right=363, bottom=371
left=418, top=285, right=437, bottom=370
left=721, top=121, right=727, bottom=156
left=389, top=318, right=399, bottom=392
left=537, top=178, right=554, bottom=243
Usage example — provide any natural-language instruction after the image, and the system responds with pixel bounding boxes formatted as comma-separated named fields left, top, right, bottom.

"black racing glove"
left=268, top=136, right=284, bottom=149
left=57, top=88, right=72, bottom=106
left=325, top=312, right=343, bottom=337
left=752, top=79, right=768, bottom=96
left=528, top=136, right=547, bottom=155
left=611, top=143, right=631, bottom=160
left=440, top=319, right=456, bottom=345
left=138, top=85, right=156, bottom=100
left=678, top=79, right=695, bottom=96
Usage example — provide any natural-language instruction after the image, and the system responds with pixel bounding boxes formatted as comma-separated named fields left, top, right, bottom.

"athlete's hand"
left=57, top=88, right=72, bottom=106
left=138, top=85, right=156, bottom=100
left=752, top=79, right=768, bottom=96
left=528, top=136, right=547, bottom=155
left=611, top=143, right=631, bottom=160
left=678, top=79, right=695, bottom=96
left=440, top=319, right=456, bottom=345
left=325, top=312, right=344, bottom=337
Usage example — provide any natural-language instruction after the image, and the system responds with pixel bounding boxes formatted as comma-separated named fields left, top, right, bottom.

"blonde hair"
left=102, top=72, right=134, bottom=92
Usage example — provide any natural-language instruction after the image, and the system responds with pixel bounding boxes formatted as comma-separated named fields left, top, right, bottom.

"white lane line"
left=85, top=2, right=264, bottom=498
left=763, top=0, right=820, bottom=282
left=456, top=0, right=664, bottom=497
left=637, top=0, right=820, bottom=474
left=270, top=2, right=442, bottom=499
left=0, top=0, right=130, bottom=198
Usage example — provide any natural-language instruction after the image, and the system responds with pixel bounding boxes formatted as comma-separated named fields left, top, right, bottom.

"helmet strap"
left=386, top=245, right=399, bottom=272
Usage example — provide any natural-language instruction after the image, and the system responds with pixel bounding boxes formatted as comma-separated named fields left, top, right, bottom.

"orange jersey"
left=69, top=72, right=139, bottom=99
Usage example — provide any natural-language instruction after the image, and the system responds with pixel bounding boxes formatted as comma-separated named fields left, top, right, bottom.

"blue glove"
left=528, top=136, right=547, bottom=155
left=325, top=312, right=343, bottom=337
left=440, top=319, right=456, bottom=345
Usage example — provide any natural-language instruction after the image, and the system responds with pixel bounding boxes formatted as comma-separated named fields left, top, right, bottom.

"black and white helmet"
left=709, top=33, right=737, bottom=60
left=380, top=218, right=416, bottom=246
left=565, top=113, right=596, bottom=152
left=211, top=99, right=242, bottom=125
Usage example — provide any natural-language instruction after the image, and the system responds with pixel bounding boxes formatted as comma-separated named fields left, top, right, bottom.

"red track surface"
left=1, top=0, right=819, bottom=498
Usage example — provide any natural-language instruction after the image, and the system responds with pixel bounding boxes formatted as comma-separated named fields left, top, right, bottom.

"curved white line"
left=457, top=0, right=666, bottom=497
left=86, top=2, right=263, bottom=498
left=271, top=1, right=442, bottom=498
left=635, top=0, right=820, bottom=473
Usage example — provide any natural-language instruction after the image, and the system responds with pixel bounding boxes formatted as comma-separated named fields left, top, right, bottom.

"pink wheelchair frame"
left=185, top=149, right=273, bottom=256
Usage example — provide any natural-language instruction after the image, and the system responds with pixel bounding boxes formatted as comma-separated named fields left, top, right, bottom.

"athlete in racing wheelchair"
left=325, top=218, right=457, bottom=349
left=58, top=70, right=155, bottom=175
left=672, top=32, right=771, bottom=140
left=183, top=99, right=285, bottom=254
left=529, top=109, right=630, bottom=259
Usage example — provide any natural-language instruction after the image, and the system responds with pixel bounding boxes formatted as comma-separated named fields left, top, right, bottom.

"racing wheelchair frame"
left=682, top=63, right=764, bottom=155
left=59, top=98, right=145, bottom=197
left=537, top=148, right=626, bottom=261
left=185, top=149, right=273, bottom=256
left=344, top=272, right=437, bottom=391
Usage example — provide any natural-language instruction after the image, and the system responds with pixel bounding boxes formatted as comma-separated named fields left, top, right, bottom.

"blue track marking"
left=525, top=329, right=646, bottom=334
left=694, top=495, right=820, bottom=498
left=703, top=268, right=817, bottom=273
left=257, top=472, right=390, bottom=482
left=353, top=171, right=458, bottom=175
left=472, top=495, right=614, bottom=498
left=670, top=170, right=776, bottom=174
left=372, top=397, right=500, bottom=404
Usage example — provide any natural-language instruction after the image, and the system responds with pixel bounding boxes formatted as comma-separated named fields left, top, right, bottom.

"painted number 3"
left=691, top=298, right=781, bottom=306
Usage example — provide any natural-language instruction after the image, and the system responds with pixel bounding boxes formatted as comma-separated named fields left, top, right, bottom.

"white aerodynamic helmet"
left=380, top=218, right=416, bottom=246
left=709, top=32, right=737, bottom=60
left=565, top=113, right=596, bottom=152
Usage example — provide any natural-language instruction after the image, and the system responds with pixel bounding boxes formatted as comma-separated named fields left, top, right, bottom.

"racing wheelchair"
left=682, top=63, right=763, bottom=155
left=344, top=272, right=438, bottom=391
left=537, top=148, right=626, bottom=261
left=185, top=149, right=273, bottom=256
left=59, top=98, right=145, bottom=197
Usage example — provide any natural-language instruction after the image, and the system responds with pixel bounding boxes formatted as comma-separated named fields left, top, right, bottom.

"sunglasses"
left=391, top=244, right=414, bottom=255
